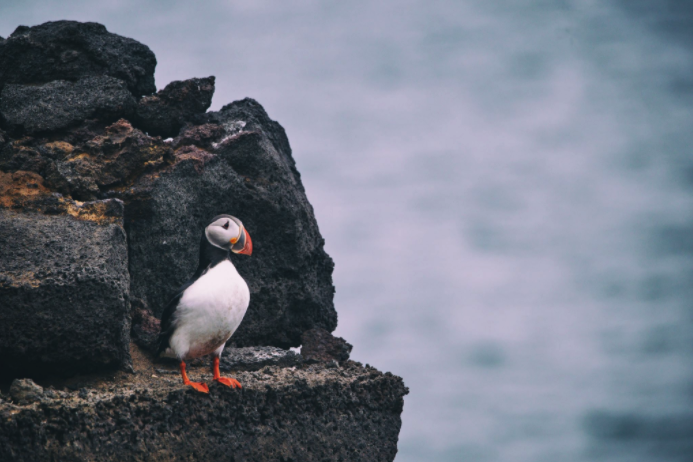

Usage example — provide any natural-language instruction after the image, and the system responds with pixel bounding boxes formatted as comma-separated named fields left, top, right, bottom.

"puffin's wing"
left=156, top=281, right=192, bottom=356
left=156, top=264, right=213, bottom=356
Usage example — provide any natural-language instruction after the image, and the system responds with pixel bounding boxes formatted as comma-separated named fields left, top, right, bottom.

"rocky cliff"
left=0, top=20, right=406, bottom=461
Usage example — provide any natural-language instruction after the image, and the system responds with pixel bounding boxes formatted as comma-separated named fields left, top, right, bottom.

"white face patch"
left=205, top=217, right=242, bottom=250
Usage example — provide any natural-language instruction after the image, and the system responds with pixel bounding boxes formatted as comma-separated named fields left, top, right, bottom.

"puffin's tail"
left=156, top=329, right=173, bottom=357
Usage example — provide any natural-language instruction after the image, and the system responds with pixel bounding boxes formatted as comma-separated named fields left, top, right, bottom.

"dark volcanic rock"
left=0, top=119, right=173, bottom=201
left=0, top=21, right=156, bottom=96
left=134, top=76, right=215, bottom=138
left=0, top=76, right=136, bottom=135
left=172, top=122, right=226, bottom=150
left=219, top=346, right=302, bottom=371
left=0, top=170, right=51, bottom=208
left=0, top=169, right=133, bottom=222
left=0, top=138, right=49, bottom=175
left=9, top=378, right=44, bottom=405
left=123, top=98, right=336, bottom=348
left=0, top=203, right=131, bottom=379
left=301, top=327, right=353, bottom=363
left=130, top=299, right=161, bottom=352
left=0, top=361, right=407, bottom=462
left=44, top=119, right=173, bottom=200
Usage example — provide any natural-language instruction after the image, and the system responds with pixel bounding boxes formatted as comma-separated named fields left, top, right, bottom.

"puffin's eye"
left=222, top=221, right=230, bottom=230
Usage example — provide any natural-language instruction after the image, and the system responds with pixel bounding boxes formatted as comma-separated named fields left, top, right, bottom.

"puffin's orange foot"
left=185, top=381, right=210, bottom=393
left=214, top=377, right=242, bottom=389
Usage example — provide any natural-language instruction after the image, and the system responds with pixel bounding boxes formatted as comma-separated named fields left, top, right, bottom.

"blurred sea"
left=3, top=1, right=693, bottom=460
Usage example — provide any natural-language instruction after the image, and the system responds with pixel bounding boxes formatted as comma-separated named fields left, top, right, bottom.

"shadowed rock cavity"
left=130, top=299, right=161, bottom=353
left=0, top=21, right=156, bottom=96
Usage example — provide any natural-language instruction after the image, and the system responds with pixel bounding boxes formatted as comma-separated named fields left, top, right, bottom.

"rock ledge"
left=0, top=349, right=407, bottom=462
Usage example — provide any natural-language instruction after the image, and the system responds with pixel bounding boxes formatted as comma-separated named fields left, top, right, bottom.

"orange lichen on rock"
left=80, top=119, right=173, bottom=189
left=65, top=199, right=124, bottom=225
left=43, top=141, right=74, bottom=157
left=173, top=145, right=215, bottom=173
left=0, top=170, right=51, bottom=208
left=0, top=171, right=122, bottom=224
left=0, top=271, right=41, bottom=289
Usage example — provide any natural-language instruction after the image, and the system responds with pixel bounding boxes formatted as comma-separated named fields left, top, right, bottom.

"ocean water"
left=2, top=1, right=693, bottom=460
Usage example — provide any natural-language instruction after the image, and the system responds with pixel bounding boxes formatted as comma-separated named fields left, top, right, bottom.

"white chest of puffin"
left=157, top=214, right=253, bottom=393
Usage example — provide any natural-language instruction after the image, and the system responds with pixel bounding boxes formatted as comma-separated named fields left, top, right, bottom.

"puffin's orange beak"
left=237, top=229, right=252, bottom=255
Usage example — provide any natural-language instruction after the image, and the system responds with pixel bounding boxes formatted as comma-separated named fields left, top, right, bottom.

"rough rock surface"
left=0, top=353, right=407, bottom=462
left=44, top=119, right=172, bottom=200
left=219, top=346, right=303, bottom=371
left=122, top=98, right=337, bottom=348
left=301, top=327, right=354, bottom=363
left=0, top=119, right=173, bottom=201
left=130, top=299, right=161, bottom=353
left=134, top=76, right=215, bottom=138
left=0, top=93, right=337, bottom=350
left=0, top=21, right=156, bottom=96
left=0, top=204, right=131, bottom=379
left=8, top=378, right=44, bottom=405
left=0, top=76, right=136, bottom=135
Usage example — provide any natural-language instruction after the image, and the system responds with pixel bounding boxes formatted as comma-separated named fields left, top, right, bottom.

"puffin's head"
left=204, top=214, right=253, bottom=255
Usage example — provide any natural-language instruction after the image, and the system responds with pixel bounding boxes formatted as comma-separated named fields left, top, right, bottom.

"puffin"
left=157, top=214, right=253, bottom=393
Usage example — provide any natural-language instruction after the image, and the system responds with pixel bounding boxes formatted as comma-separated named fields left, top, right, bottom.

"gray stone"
left=134, top=76, right=215, bottom=138
left=0, top=76, right=136, bottom=135
left=0, top=203, right=131, bottom=379
left=0, top=362, right=407, bottom=462
left=219, top=346, right=302, bottom=371
left=0, top=119, right=172, bottom=201
left=122, top=98, right=336, bottom=348
left=9, top=378, right=43, bottom=404
left=301, top=327, right=353, bottom=363
left=46, top=119, right=172, bottom=201
left=0, top=21, right=156, bottom=96
left=130, top=299, right=161, bottom=353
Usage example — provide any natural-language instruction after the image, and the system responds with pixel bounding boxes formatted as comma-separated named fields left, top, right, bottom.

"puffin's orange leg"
left=213, top=357, right=242, bottom=388
left=180, top=361, right=209, bottom=393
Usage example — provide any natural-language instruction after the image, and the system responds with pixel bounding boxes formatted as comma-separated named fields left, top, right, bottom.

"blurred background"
left=3, top=1, right=693, bottom=460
